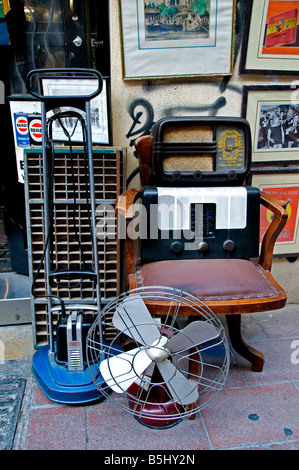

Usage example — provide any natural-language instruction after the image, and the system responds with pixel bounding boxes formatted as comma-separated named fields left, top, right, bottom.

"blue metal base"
left=32, top=345, right=104, bottom=404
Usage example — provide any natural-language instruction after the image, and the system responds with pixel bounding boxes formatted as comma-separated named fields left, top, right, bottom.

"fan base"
left=127, top=380, right=184, bottom=429
left=133, top=413, right=183, bottom=430
left=32, top=345, right=103, bottom=404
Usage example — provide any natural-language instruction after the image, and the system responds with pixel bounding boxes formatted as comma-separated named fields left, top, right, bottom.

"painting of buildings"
left=144, top=0, right=210, bottom=40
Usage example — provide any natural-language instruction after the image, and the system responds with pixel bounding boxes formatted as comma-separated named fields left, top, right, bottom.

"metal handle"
left=51, top=304, right=99, bottom=313
left=26, top=68, right=103, bottom=101
left=49, top=269, right=97, bottom=279
left=70, top=0, right=78, bottom=20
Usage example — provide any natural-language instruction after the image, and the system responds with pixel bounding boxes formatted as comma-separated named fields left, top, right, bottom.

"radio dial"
left=171, top=241, right=183, bottom=253
left=223, top=240, right=235, bottom=252
left=197, top=241, right=209, bottom=252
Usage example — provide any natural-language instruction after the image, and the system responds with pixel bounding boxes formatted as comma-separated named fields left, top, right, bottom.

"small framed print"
left=251, top=172, right=299, bottom=256
left=119, top=0, right=235, bottom=79
left=41, top=76, right=111, bottom=145
left=242, top=85, right=299, bottom=164
left=240, top=0, right=299, bottom=74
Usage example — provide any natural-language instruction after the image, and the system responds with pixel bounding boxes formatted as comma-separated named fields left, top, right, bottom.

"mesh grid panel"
left=24, top=147, right=125, bottom=347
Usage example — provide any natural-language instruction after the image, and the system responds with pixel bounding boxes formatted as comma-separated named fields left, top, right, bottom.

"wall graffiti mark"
left=162, top=96, right=227, bottom=118
left=125, top=83, right=242, bottom=186
left=126, top=98, right=155, bottom=148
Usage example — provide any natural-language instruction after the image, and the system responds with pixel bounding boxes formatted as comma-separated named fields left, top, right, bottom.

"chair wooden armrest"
left=259, top=191, right=289, bottom=271
left=115, top=188, right=142, bottom=218
left=134, top=135, right=153, bottom=185
left=116, top=188, right=142, bottom=286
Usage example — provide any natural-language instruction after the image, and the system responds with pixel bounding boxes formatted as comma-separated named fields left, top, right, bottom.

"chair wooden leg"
left=225, top=314, right=265, bottom=372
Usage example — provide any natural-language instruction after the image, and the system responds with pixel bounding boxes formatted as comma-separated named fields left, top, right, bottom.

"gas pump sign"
left=29, top=116, right=43, bottom=144
left=14, top=113, right=30, bottom=148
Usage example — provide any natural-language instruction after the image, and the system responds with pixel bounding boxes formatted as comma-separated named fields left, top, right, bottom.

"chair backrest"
left=135, top=117, right=261, bottom=262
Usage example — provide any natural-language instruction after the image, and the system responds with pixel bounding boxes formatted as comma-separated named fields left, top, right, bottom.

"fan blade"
left=100, top=347, right=152, bottom=393
left=167, top=321, right=219, bottom=353
left=113, top=294, right=160, bottom=346
left=157, top=359, right=199, bottom=405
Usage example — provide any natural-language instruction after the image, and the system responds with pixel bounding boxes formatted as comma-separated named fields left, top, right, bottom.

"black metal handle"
left=49, top=269, right=97, bottom=279
left=26, top=68, right=103, bottom=101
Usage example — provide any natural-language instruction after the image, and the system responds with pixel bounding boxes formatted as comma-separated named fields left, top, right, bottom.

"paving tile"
left=201, top=382, right=299, bottom=449
left=26, top=406, right=87, bottom=450
left=239, top=313, right=269, bottom=342
left=224, top=351, right=247, bottom=388
left=33, top=381, right=61, bottom=406
left=86, top=397, right=210, bottom=450
left=234, top=338, right=299, bottom=384
left=248, top=307, right=299, bottom=340
left=234, top=440, right=299, bottom=450
left=270, top=440, right=299, bottom=450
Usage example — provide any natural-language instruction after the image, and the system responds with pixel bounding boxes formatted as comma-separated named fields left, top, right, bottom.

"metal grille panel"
left=24, top=147, right=125, bottom=347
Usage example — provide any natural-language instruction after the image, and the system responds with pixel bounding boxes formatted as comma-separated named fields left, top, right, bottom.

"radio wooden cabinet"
left=24, top=147, right=125, bottom=347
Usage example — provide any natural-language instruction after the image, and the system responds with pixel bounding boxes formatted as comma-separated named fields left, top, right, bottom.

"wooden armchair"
left=116, top=119, right=288, bottom=372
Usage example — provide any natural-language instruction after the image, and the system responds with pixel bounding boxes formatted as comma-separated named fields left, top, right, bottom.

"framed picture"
left=241, top=0, right=299, bottom=74
left=251, top=172, right=299, bottom=256
left=119, top=0, right=235, bottom=79
left=242, top=85, right=299, bottom=164
left=41, top=76, right=111, bottom=145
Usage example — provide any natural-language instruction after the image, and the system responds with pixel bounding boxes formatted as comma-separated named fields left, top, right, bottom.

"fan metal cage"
left=87, top=286, right=230, bottom=428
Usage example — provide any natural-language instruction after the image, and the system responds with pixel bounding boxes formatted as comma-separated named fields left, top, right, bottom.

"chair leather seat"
left=136, top=258, right=280, bottom=301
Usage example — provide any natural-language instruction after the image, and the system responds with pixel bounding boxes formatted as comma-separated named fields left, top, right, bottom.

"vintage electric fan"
left=87, top=287, right=230, bottom=428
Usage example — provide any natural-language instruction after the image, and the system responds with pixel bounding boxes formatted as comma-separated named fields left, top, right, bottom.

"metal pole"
left=41, top=102, right=55, bottom=359
left=85, top=101, right=103, bottom=344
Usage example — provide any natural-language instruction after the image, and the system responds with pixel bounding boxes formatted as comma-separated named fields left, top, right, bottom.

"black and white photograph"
left=257, top=103, right=299, bottom=150
left=242, top=84, right=299, bottom=162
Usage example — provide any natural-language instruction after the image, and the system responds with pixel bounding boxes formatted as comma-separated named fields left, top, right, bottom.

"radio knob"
left=197, top=241, right=209, bottom=252
left=172, top=171, right=181, bottom=180
left=223, top=240, right=235, bottom=252
left=171, top=241, right=183, bottom=253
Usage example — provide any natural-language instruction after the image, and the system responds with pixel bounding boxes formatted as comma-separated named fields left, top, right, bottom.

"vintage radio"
left=149, top=117, right=252, bottom=187
left=137, top=117, right=259, bottom=261
left=141, top=186, right=260, bottom=261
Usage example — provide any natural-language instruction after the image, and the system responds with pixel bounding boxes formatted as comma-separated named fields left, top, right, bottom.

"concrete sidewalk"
left=1, top=305, right=299, bottom=451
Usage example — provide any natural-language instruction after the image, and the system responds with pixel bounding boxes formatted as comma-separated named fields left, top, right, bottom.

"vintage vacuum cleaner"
left=27, top=68, right=109, bottom=404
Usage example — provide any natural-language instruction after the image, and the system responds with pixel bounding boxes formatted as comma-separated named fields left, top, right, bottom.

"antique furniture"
left=116, top=117, right=288, bottom=372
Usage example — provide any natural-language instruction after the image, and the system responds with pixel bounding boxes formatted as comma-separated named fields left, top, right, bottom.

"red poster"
left=259, top=186, right=299, bottom=244
left=262, top=1, right=299, bottom=56
left=265, top=8, right=298, bottom=48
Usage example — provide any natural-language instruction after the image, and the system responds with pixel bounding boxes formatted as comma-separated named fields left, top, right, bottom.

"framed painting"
left=119, top=0, right=235, bottom=79
left=242, top=85, right=299, bottom=164
left=240, top=0, right=299, bottom=74
left=251, top=172, right=299, bottom=256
